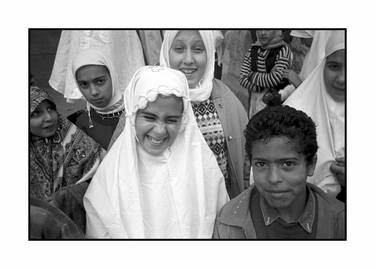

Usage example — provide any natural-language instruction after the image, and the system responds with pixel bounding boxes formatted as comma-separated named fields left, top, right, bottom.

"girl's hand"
left=283, top=69, right=302, bottom=88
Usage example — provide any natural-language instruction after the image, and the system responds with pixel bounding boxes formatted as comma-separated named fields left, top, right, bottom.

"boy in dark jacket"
left=213, top=106, right=345, bottom=239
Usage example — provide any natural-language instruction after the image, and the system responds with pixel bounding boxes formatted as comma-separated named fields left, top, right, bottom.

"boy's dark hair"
left=245, top=105, right=318, bottom=164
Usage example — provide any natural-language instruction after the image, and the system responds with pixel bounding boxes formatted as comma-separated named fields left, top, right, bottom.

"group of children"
left=29, top=29, right=346, bottom=239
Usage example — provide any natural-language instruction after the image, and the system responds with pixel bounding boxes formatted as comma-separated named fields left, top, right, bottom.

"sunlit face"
left=324, top=49, right=346, bottom=102
left=30, top=100, right=59, bottom=138
left=251, top=136, right=316, bottom=211
left=256, top=30, right=281, bottom=47
left=75, top=65, right=113, bottom=108
left=169, top=30, right=207, bottom=88
left=135, top=94, right=184, bottom=156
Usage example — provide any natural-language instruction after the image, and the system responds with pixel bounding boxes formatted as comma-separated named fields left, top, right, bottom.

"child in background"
left=239, top=30, right=292, bottom=118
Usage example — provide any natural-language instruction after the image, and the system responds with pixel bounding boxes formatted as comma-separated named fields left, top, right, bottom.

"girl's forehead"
left=142, top=95, right=183, bottom=114
left=76, top=64, right=109, bottom=78
left=174, top=30, right=202, bottom=42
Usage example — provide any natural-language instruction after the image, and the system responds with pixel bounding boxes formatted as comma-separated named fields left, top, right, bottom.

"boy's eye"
left=254, top=161, right=266, bottom=167
left=281, top=161, right=296, bottom=168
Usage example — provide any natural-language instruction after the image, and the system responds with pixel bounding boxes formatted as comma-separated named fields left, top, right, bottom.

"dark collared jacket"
left=212, top=183, right=345, bottom=239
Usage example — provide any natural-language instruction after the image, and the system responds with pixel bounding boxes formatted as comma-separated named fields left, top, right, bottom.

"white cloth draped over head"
left=159, top=30, right=215, bottom=102
left=84, top=66, right=229, bottom=238
left=284, top=30, right=345, bottom=196
left=49, top=30, right=145, bottom=105
left=71, top=48, right=125, bottom=113
left=299, top=30, right=332, bottom=80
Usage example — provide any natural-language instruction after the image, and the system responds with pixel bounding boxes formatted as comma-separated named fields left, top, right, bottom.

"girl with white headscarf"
left=159, top=30, right=249, bottom=199
left=49, top=31, right=145, bottom=150
left=65, top=48, right=127, bottom=150
left=84, top=66, right=229, bottom=238
left=284, top=31, right=345, bottom=197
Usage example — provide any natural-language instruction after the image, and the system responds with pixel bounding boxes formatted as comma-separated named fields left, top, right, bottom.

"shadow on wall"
left=30, top=30, right=85, bottom=117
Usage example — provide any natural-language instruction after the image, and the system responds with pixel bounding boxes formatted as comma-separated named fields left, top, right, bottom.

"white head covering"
left=84, top=66, right=229, bottom=238
left=290, top=30, right=315, bottom=39
left=299, top=30, right=332, bottom=80
left=159, top=30, right=215, bottom=102
left=284, top=31, right=345, bottom=196
left=49, top=30, right=145, bottom=102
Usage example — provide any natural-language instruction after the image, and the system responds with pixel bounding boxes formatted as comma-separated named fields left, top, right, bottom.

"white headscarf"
left=71, top=48, right=125, bottom=114
left=159, top=30, right=215, bottom=102
left=299, top=30, right=332, bottom=80
left=284, top=31, right=345, bottom=196
left=84, top=66, right=229, bottom=238
left=49, top=30, right=145, bottom=102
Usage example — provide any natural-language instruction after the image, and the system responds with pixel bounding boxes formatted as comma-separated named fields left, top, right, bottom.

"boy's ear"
left=307, top=155, right=317, bottom=177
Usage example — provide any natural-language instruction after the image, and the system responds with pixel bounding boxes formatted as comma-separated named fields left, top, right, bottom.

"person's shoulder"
left=216, top=187, right=252, bottom=224
left=212, top=79, right=247, bottom=118
left=67, top=110, right=89, bottom=129
left=309, top=183, right=345, bottom=214
left=213, top=79, right=241, bottom=103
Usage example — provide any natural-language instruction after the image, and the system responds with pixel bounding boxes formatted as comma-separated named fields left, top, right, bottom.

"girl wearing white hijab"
left=66, top=48, right=127, bottom=150
left=84, top=66, right=229, bottom=238
left=159, top=30, right=249, bottom=199
left=284, top=31, right=345, bottom=197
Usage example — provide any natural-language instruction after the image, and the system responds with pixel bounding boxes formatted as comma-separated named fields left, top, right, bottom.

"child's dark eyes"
left=280, top=161, right=297, bottom=169
left=78, top=82, right=89, bottom=89
left=95, top=78, right=106, bottom=85
left=254, top=161, right=266, bottom=168
left=327, top=63, right=340, bottom=71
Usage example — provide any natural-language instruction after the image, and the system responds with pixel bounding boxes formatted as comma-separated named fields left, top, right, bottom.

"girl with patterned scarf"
left=30, top=86, right=104, bottom=232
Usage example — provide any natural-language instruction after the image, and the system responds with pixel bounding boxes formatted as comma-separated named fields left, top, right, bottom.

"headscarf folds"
left=84, top=66, right=229, bottom=238
left=284, top=31, right=345, bottom=195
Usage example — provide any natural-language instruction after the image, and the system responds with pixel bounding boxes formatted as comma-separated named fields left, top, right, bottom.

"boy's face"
left=251, top=136, right=316, bottom=211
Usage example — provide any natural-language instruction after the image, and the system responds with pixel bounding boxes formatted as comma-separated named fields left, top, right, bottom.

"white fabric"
left=159, top=30, right=215, bottom=102
left=84, top=66, right=229, bottom=238
left=284, top=31, right=345, bottom=196
left=290, top=30, right=315, bottom=39
left=49, top=30, right=145, bottom=103
left=71, top=48, right=125, bottom=113
left=299, top=30, right=332, bottom=80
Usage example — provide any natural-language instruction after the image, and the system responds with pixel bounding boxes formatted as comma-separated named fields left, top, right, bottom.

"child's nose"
left=268, top=165, right=282, bottom=184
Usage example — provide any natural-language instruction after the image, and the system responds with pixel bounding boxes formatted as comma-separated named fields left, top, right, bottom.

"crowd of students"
left=29, top=29, right=346, bottom=239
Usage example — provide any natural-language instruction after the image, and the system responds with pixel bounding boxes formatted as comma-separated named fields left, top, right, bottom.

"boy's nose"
left=268, top=165, right=282, bottom=184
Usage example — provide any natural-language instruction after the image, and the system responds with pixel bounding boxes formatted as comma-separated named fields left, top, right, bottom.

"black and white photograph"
left=29, top=29, right=346, bottom=240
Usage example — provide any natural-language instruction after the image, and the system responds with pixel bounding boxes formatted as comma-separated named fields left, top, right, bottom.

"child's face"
left=169, top=30, right=207, bottom=88
left=30, top=100, right=59, bottom=138
left=251, top=136, right=316, bottom=211
left=324, top=49, right=345, bottom=102
left=256, top=30, right=281, bottom=47
left=135, top=94, right=183, bottom=156
left=75, top=65, right=113, bottom=108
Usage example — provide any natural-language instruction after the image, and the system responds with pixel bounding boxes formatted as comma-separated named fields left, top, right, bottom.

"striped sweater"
left=239, top=43, right=292, bottom=93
